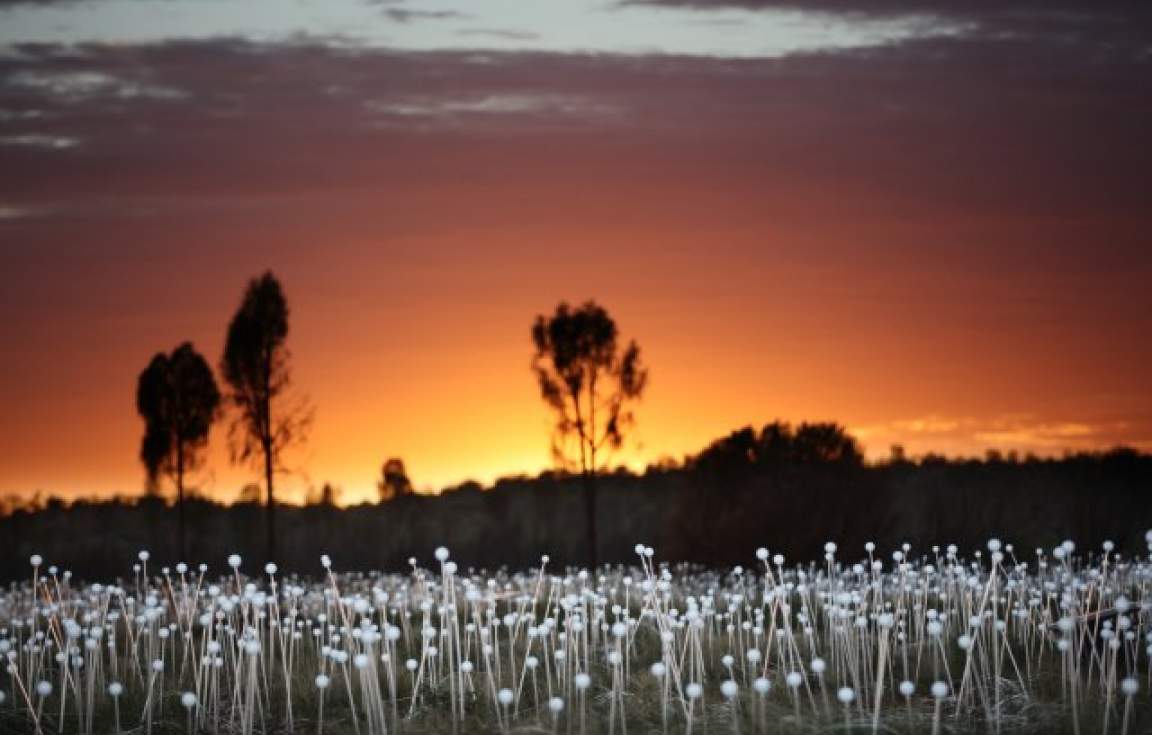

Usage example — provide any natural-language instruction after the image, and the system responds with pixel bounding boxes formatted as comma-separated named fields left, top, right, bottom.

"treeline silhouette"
left=9, top=268, right=1148, bottom=578
left=1, top=422, right=1148, bottom=582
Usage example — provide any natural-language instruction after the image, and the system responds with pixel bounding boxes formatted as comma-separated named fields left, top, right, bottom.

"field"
left=1, top=538, right=1150, bottom=734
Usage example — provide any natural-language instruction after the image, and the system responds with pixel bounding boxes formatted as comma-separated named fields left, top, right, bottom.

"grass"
left=1, top=538, right=1150, bottom=734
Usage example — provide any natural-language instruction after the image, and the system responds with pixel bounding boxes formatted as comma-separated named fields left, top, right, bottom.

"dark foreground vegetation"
left=1, top=423, right=1148, bottom=581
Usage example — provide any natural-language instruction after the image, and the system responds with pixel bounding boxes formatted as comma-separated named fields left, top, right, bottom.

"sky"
left=1, top=0, right=1150, bottom=504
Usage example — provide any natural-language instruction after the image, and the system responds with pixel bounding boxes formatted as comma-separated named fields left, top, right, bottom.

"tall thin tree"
left=221, top=271, right=310, bottom=562
left=531, top=300, right=648, bottom=566
left=135, top=342, right=221, bottom=559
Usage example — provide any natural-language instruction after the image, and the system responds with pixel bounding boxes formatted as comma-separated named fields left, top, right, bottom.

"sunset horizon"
left=4, top=0, right=1152, bottom=505
left=2, top=261, right=1150, bottom=505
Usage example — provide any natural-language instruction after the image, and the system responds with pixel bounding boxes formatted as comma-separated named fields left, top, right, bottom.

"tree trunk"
left=264, top=439, right=275, bottom=563
left=176, top=442, right=185, bottom=561
left=583, top=468, right=597, bottom=569
left=585, top=372, right=598, bottom=569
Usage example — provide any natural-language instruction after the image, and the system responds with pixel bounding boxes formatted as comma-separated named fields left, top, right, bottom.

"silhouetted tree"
left=691, top=426, right=759, bottom=476
left=531, top=300, right=648, bottom=566
left=792, top=422, right=863, bottom=464
left=692, top=421, right=863, bottom=472
left=135, top=342, right=221, bottom=559
left=758, top=421, right=794, bottom=463
left=889, top=444, right=907, bottom=464
left=378, top=458, right=413, bottom=502
left=221, top=272, right=311, bottom=562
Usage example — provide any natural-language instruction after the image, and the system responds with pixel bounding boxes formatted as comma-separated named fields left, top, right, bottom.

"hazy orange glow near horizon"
left=1, top=0, right=1151, bottom=504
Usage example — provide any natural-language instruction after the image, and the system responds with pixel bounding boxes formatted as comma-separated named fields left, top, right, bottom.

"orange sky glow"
left=2, top=1, right=1151, bottom=504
